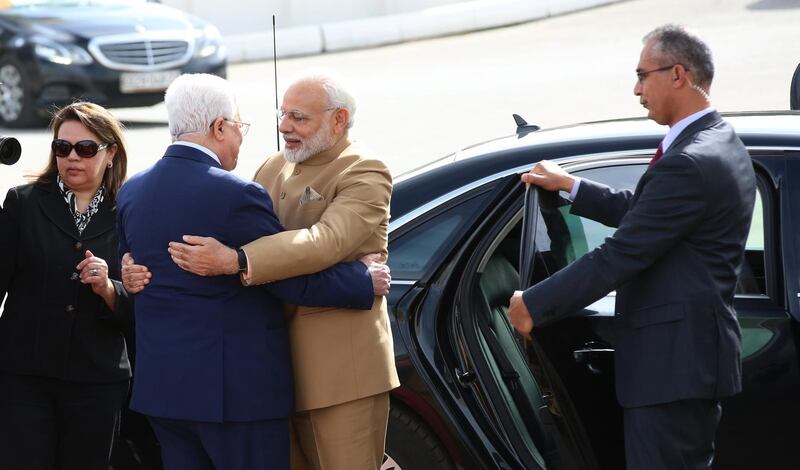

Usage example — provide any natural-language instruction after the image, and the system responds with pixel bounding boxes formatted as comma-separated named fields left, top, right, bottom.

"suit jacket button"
left=70, top=272, right=80, bottom=281
left=280, top=191, right=286, bottom=200
left=65, top=304, right=75, bottom=313
left=74, top=241, right=83, bottom=251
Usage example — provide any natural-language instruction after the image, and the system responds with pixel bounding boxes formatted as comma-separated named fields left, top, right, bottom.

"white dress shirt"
left=568, top=107, right=715, bottom=200
left=173, top=141, right=222, bottom=166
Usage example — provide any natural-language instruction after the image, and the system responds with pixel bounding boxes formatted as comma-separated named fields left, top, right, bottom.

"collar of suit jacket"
left=162, top=143, right=223, bottom=169
left=667, top=110, right=723, bottom=154
left=295, top=137, right=351, bottom=166
left=37, top=180, right=116, bottom=240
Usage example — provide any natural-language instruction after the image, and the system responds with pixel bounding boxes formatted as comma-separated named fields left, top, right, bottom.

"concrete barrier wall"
left=163, top=0, right=626, bottom=63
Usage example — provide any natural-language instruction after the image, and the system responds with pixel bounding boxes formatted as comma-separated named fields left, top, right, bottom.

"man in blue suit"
left=116, top=73, right=381, bottom=470
left=508, top=25, right=756, bottom=469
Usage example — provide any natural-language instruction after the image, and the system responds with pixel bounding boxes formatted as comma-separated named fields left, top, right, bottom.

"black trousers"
left=624, top=398, right=722, bottom=470
left=0, top=373, right=129, bottom=470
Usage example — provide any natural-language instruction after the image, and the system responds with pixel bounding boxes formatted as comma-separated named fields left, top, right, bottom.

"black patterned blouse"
left=57, top=175, right=105, bottom=235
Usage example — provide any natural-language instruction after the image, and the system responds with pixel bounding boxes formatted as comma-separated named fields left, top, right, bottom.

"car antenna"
left=513, top=114, right=540, bottom=136
left=273, top=14, right=280, bottom=152
left=791, top=62, right=800, bottom=110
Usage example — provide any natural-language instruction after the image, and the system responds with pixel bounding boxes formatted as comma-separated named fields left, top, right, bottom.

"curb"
left=224, top=0, right=625, bottom=63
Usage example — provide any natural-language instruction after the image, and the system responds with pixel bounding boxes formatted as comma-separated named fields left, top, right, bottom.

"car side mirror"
left=791, top=63, right=800, bottom=111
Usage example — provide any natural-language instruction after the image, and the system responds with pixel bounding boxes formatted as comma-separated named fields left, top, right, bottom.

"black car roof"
left=392, top=111, right=800, bottom=219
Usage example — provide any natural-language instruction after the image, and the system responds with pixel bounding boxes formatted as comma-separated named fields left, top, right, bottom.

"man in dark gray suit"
left=507, top=24, right=756, bottom=469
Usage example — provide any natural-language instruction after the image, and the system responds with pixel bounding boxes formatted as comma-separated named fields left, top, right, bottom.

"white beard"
left=283, top=121, right=335, bottom=163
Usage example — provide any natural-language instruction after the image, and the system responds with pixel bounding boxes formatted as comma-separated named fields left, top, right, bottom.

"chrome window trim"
left=477, top=210, right=522, bottom=274
left=392, top=280, right=418, bottom=285
left=389, top=146, right=800, bottom=234
left=389, top=174, right=502, bottom=234
left=389, top=150, right=651, bottom=234
left=746, top=146, right=800, bottom=152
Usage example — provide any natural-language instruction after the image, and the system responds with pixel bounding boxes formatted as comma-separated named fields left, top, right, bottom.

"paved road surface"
left=1, top=0, right=798, bottom=199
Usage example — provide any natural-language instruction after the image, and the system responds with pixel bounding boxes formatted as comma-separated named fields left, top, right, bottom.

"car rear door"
left=520, top=154, right=800, bottom=468
left=714, top=153, right=800, bottom=469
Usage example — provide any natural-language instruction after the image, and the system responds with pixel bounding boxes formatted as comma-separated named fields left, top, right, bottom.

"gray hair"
left=165, top=73, right=237, bottom=139
left=290, top=69, right=357, bottom=129
left=644, top=24, right=714, bottom=89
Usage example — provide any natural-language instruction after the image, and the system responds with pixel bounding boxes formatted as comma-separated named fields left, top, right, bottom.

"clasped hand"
left=76, top=250, right=113, bottom=297
left=122, top=235, right=237, bottom=294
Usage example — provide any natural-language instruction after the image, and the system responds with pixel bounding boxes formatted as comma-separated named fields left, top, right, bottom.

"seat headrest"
left=479, top=255, right=520, bottom=307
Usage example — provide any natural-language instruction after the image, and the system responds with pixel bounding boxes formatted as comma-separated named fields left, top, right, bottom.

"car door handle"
left=572, top=347, right=614, bottom=362
left=573, top=345, right=614, bottom=375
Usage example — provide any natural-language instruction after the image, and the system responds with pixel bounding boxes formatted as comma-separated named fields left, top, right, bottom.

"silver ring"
left=90, top=268, right=99, bottom=276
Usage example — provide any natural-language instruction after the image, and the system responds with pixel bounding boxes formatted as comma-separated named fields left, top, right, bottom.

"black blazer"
left=523, top=111, right=756, bottom=408
left=0, top=182, right=132, bottom=383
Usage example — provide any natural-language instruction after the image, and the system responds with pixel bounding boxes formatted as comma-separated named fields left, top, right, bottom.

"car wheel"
left=383, top=402, right=454, bottom=470
left=0, top=60, right=39, bottom=127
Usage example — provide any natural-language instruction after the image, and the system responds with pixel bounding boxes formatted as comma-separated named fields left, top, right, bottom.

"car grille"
left=99, top=40, right=188, bottom=67
left=89, top=33, right=194, bottom=72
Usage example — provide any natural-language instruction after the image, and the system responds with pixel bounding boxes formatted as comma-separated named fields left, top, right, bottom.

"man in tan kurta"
left=161, top=71, right=400, bottom=470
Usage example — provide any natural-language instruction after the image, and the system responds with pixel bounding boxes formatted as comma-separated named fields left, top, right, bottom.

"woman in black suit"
left=0, top=102, right=132, bottom=470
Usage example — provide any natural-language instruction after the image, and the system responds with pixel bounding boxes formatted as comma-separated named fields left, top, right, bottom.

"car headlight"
left=32, top=36, right=93, bottom=65
left=194, top=25, right=224, bottom=59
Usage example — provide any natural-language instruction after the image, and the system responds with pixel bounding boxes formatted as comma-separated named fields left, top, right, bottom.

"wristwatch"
left=236, top=248, right=247, bottom=274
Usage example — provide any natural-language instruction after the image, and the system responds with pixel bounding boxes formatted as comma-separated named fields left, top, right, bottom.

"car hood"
left=0, top=2, right=204, bottom=41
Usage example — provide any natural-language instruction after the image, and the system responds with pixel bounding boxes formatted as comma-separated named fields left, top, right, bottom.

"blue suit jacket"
left=116, top=144, right=374, bottom=422
left=523, top=112, right=756, bottom=408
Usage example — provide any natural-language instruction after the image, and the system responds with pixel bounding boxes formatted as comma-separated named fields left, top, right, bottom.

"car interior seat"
left=478, top=253, right=558, bottom=462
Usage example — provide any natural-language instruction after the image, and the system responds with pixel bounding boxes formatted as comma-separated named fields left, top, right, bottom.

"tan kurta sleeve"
left=242, top=158, right=391, bottom=284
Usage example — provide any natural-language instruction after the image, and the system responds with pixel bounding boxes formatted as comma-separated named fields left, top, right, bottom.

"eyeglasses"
left=52, top=139, right=110, bottom=158
left=636, top=64, right=681, bottom=83
left=222, top=118, right=250, bottom=136
left=277, top=107, right=338, bottom=124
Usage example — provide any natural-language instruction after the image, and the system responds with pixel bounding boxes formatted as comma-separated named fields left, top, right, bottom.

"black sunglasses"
left=52, top=139, right=110, bottom=158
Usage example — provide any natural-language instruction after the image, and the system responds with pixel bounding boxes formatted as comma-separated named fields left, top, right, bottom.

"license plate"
left=119, top=70, right=180, bottom=93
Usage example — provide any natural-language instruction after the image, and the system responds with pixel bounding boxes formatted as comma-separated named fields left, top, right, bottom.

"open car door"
left=518, top=186, right=598, bottom=469
left=449, top=173, right=606, bottom=469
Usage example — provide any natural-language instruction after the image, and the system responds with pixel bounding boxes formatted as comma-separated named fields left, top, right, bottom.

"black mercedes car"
left=380, top=110, right=800, bottom=470
left=0, top=0, right=226, bottom=127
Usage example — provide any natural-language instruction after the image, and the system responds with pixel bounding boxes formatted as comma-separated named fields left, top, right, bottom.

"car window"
left=532, top=163, right=767, bottom=296
left=530, top=164, right=644, bottom=279
left=389, top=190, right=491, bottom=280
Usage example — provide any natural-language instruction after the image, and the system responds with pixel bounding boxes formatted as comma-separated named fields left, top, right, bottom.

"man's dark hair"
left=644, top=24, right=714, bottom=89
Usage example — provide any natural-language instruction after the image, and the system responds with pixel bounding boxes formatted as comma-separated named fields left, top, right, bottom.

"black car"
left=0, top=0, right=226, bottom=127
left=110, top=83, right=800, bottom=468
left=381, top=111, right=800, bottom=469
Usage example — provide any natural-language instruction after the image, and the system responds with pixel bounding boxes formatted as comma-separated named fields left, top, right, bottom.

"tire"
left=0, top=59, right=42, bottom=127
left=383, top=402, right=454, bottom=470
